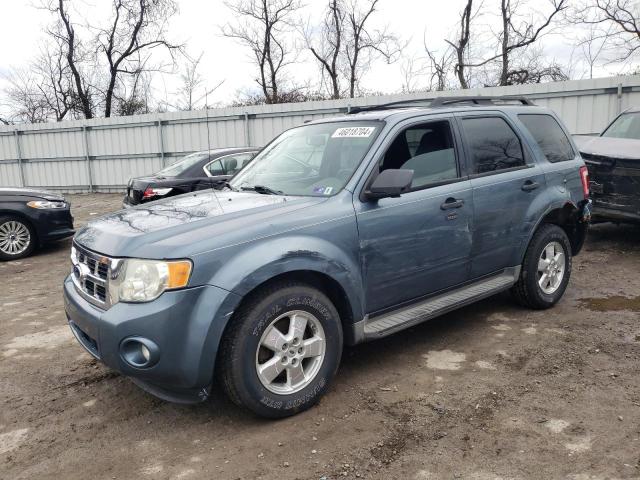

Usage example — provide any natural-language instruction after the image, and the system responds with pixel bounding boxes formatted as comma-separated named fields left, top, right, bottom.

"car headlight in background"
left=110, top=258, right=192, bottom=303
left=27, top=200, right=67, bottom=209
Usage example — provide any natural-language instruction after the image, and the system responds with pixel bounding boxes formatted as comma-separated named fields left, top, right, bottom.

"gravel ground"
left=1, top=193, right=639, bottom=480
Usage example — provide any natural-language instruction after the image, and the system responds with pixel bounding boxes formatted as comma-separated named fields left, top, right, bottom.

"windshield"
left=602, top=112, right=640, bottom=140
left=229, top=121, right=381, bottom=196
left=156, top=152, right=210, bottom=177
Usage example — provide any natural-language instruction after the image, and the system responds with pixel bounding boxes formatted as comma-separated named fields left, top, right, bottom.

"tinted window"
left=462, top=117, right=525, bottom=174
left=381, top=121, right=458, bottom=188
left=205, top=160, right=224, bottom=176
left=519, top=114, right=574, bottom=163
left=157, top=152, right=210, bottom=177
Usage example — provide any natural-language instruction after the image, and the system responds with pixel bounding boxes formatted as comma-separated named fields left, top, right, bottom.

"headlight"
left=110, top=259, right=192, bottom=303
left=27, top=200, right=67, bottom=209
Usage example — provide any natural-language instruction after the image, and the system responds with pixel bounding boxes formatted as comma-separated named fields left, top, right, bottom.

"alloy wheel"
left=255, top=310, right=326, bottom=395
left=0, top=220, right=31, bottom=256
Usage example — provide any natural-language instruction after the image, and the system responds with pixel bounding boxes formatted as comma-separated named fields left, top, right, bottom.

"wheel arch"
left=524, top=201, right=586, bottom=258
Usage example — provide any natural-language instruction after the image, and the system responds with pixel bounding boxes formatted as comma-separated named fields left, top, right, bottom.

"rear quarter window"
left=519, top=114, right=575, bottom=163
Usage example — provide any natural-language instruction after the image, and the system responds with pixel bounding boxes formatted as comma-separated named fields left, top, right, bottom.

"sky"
left=0, top=0, right=633, bottom=116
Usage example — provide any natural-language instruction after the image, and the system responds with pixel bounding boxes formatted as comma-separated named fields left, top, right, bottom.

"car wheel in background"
left=512, top=223, right=572, bottom=310
left=219, top=281, right=343, bottom=418
left=0, top=215, right=36, bottom=261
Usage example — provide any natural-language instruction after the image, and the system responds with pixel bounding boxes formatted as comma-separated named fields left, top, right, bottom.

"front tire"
left=219, top=281, right=343, bottom=418
left=512, top=223, right=572, bottom=309
left=0, top=215, right=36, bottom=261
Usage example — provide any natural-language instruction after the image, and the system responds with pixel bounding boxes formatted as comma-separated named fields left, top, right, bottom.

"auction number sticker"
left=331, top=126, right=376, bottom=138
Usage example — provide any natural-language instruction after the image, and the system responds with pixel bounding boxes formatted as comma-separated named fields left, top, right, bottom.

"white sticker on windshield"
left=331, top=126, right=376, bottom=138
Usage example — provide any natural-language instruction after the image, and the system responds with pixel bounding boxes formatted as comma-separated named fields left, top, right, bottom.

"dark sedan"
left=0, top=187, right=74, bottom=260
left=123, top=147, right=258, bottom=207
left=575, top=108, right=640, bottom=224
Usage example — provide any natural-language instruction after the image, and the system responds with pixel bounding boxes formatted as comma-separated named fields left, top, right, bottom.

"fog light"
left=120, top=337, right=159, bottom=368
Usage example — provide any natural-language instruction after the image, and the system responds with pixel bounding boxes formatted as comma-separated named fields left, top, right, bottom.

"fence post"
left=83, top=126, right=93, bottom=192
left=244, top=112, right=250, bottom=146
left=617, top=83, right=623, bottom=114
left=13, top=130, right=25, bottom=187
left=157, top=119, right=166, bottom=166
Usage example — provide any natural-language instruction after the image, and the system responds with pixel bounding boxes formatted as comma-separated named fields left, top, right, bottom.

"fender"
left=206, top=235, right=365, bottom=320
left=193, top=234, right=365, bottom=385
left=519, top=195, right=578, bottom=262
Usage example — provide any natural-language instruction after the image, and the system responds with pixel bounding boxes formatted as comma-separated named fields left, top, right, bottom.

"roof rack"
left=347, top=96, right=535, bottom=114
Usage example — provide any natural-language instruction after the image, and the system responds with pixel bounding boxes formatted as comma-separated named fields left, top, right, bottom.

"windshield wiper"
left=240, top=185, right=284, bottom=195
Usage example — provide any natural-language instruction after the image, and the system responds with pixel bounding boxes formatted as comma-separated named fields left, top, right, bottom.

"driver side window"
left=380, top=120, right=459, bottom=189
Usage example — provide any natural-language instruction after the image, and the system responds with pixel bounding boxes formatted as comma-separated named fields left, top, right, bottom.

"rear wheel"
left=0, top=216, right=35, bottom=261
left=512, top=223, right=572, bottom=309
left=219, top=281, right=343, bottom=418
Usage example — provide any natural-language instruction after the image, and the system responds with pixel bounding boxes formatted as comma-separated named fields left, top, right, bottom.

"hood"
left=577, top=136, right=640, bottom=160
left=0, top=187, right=65, bottom=201
left=75, top=190, right=326, bottom=258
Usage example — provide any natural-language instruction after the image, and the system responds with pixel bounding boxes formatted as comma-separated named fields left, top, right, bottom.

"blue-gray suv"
left=64, top=97, right=591, bottom=417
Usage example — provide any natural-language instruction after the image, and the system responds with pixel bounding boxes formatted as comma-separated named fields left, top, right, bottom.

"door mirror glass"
left=366, top=169, right=413, bottom=200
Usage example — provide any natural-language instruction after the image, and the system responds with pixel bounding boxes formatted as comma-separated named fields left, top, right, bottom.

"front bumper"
left=35, top=208, right=75, bottom=245
left=63, top=275, right=240, bottom=403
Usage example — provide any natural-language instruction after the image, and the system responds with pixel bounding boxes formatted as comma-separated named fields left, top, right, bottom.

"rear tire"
left=512, top=223, right=572, bottom=310
left=0, top=215, right=36, bottom=261
left=218, top=281, right=343, bottom=418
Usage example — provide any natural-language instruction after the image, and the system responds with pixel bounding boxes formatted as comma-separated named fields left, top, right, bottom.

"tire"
left=218, top=281, right=343, bottom=418
left=512, top=223, right=572, bottom=310
left=0, top=215, right=36, bottom=261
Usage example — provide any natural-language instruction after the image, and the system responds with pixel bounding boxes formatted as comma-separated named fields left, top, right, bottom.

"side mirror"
left=365, top=169, right=413, bottom=200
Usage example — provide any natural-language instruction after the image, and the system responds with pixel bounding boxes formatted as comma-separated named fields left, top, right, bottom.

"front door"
left=354, top=117, right=473, bottom=314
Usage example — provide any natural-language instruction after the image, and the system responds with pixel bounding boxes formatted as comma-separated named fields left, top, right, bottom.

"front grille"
left=71, top=243, right=113, bottom=308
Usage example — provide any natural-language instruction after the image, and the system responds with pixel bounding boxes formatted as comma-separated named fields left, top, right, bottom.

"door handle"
left=440, top=198, right=464, bottom=210
left=521, top=180, right=539, bottom=192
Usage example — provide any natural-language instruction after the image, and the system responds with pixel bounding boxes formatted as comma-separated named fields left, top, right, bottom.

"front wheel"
left=218, top=282, right=343, bottom=418
left=512, top=223, right=572, bottom=309
left=0, top=216, right=36, bottom=261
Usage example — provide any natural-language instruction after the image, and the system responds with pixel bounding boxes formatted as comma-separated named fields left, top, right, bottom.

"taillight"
left=579, top=166, right=589, bottom=199
left=142, top=187, right=172, bottom=199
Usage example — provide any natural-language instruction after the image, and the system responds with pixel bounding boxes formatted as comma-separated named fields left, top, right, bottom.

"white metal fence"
left=1, top=75, right=639, bottom=193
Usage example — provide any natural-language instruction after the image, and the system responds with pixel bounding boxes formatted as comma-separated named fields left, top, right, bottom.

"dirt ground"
left=1, top=193, right=639, bottom=480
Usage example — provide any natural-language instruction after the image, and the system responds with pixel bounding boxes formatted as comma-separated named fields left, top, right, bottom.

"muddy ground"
left=1, top=193, right=639, bottom=480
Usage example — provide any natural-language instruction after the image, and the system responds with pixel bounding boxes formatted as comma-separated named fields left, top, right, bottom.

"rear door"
left=355, top=115, right=473, bottom=313
left=457, top=113, right=546, bottom=279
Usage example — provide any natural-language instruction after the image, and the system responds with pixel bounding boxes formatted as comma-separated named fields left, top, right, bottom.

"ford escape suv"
left=64, top=96, right=591, bottom=418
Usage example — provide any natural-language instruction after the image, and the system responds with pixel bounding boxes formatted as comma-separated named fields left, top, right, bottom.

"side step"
left=362, top=267, right=520, bottom=340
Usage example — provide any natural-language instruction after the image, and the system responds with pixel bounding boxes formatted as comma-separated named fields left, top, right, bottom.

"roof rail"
left=347, top=96, right=535, bottom=114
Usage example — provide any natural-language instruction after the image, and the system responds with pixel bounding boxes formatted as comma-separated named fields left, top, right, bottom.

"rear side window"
left=461, top=117, right=525, bottom=174
left=519, top=114, right=574, bottom=163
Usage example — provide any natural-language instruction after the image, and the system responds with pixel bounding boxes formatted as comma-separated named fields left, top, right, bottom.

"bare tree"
left=574, top=0, right=640, bottom=63
left=42, top=0, right=181, bottom=118
left=445, top=0, right=477, bottom=89
left=170, top=53, right=224, bottom=110
left=223, top=0, right=302, bottom=104
left=399, top=53, right=428, bottom=93
left=424, top=42, right=455, bottom=91
left=2, top=37, right=80, bottom=123
left=343, top=0, right=401, bottom=98
left=578, top=23, right=611, bottom=78
left=496, top=0, right=568, bottom=86
left=302, top=0, right=345, bottom=99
